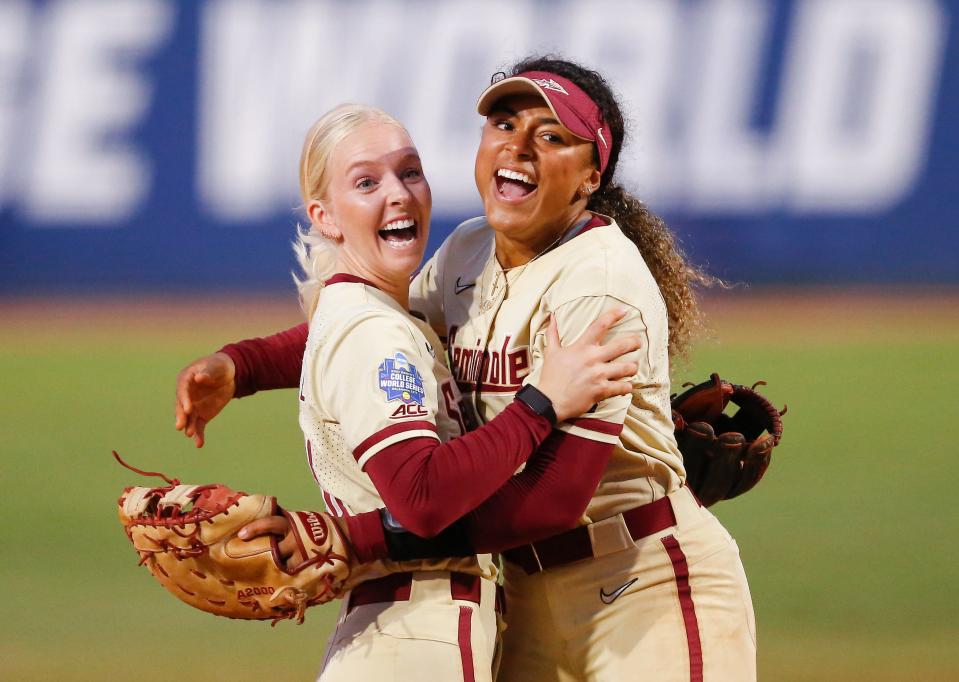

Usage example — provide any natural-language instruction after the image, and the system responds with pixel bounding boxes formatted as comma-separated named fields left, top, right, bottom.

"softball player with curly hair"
left=204, top=101, right=636, bottom=681
left=177, top=57, right=756, bottom=681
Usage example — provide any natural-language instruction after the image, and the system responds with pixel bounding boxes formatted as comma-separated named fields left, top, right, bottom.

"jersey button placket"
left=472, top=259, right=507, bottom=423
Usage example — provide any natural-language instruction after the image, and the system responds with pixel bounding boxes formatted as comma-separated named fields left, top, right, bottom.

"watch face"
left=381, top=509, right=407, bottom=533
left=517, top=384, right=556, bottom=424
left=521, top=385, right=544, bottom=409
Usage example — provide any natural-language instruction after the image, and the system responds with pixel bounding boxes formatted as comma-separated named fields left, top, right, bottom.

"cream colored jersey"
left=298, top=275, right=493, bottom=584
left=410, top=215, right=685, bottom=523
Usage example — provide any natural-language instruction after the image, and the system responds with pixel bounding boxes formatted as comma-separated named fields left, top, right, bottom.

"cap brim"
left=477, top=78, right=547, bottom=115
left=476, top=77, right=592, bottom=142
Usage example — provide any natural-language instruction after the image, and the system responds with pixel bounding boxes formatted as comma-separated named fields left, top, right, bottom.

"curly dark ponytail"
left=508, top=56, right=719, bottom=359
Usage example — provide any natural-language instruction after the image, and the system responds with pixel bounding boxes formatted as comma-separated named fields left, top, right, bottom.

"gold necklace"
left=480, top=268, right=513, bottom=311
left=480, top=229, right=569, bottom=312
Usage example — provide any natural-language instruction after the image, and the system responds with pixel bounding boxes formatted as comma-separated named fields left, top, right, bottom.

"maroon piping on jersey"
left=324, top=273, right=382, bottom=288
left=347, top=431, right=615, bottom=558
left=566, top=417, right=623, bottom=437
left=362, top=402, right=551, bottom=539
left=661, top=535, right=704, bottom=682
left=581, top=212, right=609, bottom=232
left=352, top=421, right=438, bottom=463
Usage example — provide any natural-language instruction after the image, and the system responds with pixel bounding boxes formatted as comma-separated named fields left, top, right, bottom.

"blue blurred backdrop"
left=1, top=0, right=956, bottom=292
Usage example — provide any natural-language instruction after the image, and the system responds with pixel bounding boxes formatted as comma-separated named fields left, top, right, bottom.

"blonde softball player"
left=214, top=103, right=637, bottom=682
left=177, top=59, right=757, bottom=681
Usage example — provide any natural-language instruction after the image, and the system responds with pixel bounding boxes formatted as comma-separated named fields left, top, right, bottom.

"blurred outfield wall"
left=0, top=0, right=956, bottom=292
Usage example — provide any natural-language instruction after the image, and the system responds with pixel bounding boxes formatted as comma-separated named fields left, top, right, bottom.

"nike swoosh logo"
left=599, top=577, right=638, bottom=605
left=454, top=277, right=476, bottom=295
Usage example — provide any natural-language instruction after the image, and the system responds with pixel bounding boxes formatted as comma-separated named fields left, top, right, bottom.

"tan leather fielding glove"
left=115, top=453, right=350, bottom=625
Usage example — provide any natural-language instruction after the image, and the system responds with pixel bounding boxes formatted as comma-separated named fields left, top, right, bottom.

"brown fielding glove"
left=671, top=374, right=785, bottom=507
left=114, top=452, right=350, bottom=625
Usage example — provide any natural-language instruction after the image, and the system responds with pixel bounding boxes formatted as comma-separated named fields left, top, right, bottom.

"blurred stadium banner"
left=0, top=0, right=956, bottom=291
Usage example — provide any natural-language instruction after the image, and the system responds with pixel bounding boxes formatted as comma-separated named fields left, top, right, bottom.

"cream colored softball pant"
left=318, top=571, right=500, bottom=682
left=497, top=487, right=757, bottom=682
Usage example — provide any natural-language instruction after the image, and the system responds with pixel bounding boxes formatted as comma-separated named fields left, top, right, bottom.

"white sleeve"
left=526, top=295, right=647, bottom=444
left=409, top=250, right=446, bottom=341
left=318, top=312, right=442, bottom=468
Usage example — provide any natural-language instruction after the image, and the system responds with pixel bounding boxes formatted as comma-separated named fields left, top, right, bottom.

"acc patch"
left=378, top=352, right=426, bottom=405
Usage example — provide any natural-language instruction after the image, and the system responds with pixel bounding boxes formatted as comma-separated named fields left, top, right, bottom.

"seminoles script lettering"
left=448, top=327, right=530, bottom=393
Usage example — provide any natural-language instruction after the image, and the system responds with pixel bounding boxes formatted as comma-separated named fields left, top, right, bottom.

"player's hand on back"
left=174, top=352, right=237, bottom=448
left=534, top=308, right=640, bottom=423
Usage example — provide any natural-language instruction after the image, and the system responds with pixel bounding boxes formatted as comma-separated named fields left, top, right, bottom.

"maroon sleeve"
left=464, top=432, right=614, bottom=552
left=361, top=401, right=552, bottom=538
left=345, top=510, right=389, bottom=563
left=219, top=323, right=308, bottom=398
left=347, top=431, right=614, bottom=560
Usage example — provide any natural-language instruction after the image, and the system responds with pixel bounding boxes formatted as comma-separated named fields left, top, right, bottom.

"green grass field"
left=2, top=291, right=957, bottom=681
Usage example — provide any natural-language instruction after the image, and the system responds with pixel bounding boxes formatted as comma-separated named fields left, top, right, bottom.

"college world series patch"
left=378, top=352, right=426, bottom=405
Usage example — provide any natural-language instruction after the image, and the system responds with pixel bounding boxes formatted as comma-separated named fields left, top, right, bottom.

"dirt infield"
left=699, top=287, right=959, bottom=344
left=0, top=294, right=305, bottom=346
left=3, top=287, right=956, bottom=345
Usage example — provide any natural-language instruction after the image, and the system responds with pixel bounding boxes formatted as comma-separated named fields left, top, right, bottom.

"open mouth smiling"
left=378, top=218, right=418, bottom=248
left=495, top=168, right=538, bottom=202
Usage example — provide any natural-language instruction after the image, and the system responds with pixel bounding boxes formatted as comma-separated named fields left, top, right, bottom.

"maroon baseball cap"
left=476, top=70, right=612, bottom=173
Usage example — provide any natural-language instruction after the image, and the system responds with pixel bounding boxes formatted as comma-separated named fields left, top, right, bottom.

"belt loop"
left=668, top=486, right=704, bottom=528
left=587, top=514, right=636, bottom=559
left=667, top=488, right=682, bottom=528
left=477, top=574, right=498, bottom=613
left=410, top=570, right=449, bottom=604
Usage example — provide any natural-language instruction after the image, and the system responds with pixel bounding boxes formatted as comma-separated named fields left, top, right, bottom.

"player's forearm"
left=346, top=509, right=473, bottom=563
left=363, top=401, right=552, bottom=538
left=219, top=323, right=308, bottom=397
left=464, top=433, right=613, bottom=552
left=349, top=432, right=613, bottom=561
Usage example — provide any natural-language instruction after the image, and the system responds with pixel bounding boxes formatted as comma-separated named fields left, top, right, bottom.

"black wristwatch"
left=515, top=383, right=557, bottom=426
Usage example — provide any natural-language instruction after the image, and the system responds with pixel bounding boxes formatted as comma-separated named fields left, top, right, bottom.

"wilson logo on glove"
left=292, top=511, right=330, bottom=546
left=114, top=451, right=352, bottom=625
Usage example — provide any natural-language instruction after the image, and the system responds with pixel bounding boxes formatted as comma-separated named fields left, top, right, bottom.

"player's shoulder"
left=436, top=216, right=494, bottom=266
left=424, top=216, right=495, bottom=296
left=315, top=282, right=420, bottom=343
left=449, top=215, right=494, bottom=244
left=583, top=215, right=650, bottom=265
left=549, top=217, right=656, bottom=299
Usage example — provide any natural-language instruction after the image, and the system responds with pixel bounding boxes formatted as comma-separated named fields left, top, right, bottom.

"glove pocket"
left=223, top=534, right=274, bottom=560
